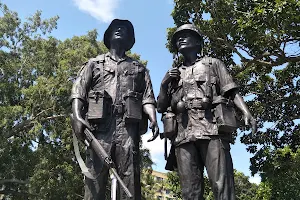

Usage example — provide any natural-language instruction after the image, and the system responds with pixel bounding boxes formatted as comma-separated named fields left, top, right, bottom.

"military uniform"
left=170, top=57, right=238, bottom=145
left=157, top=24, right=239, bottom=200
left=71, top=52, right=155, bottom=200
left=166, top=57, right=238, bottom=200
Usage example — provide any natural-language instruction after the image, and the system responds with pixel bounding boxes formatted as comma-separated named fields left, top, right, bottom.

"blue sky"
left=2, top=0, right=260, bottom=184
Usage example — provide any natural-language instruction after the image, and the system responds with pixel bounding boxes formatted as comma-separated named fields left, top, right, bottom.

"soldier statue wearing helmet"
left=157, top=24, right=257, bottom=199
left=70, top=19, right=159, bottom=200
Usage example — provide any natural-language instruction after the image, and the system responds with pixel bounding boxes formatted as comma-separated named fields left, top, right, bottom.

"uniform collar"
left=105, top=52, right=130, bottom=62
left=180, top=56, right=203, bottom=69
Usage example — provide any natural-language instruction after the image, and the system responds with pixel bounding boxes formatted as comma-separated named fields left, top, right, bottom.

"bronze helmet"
left=104, top=19, right=135, bottom=51
left=171, top=24, right=203, bottom=51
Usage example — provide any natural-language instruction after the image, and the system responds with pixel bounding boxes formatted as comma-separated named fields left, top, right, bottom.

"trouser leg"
left=113, top=121, right=140, bottom=200
left=175, top=142, right=205, bottom=200
left=201, top=139, right=235, bottom=200
left=84, top=143, right=110, bottom=200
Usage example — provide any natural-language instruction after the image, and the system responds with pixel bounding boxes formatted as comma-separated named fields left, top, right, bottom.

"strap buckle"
left=113, top=104, right=124, bottom=115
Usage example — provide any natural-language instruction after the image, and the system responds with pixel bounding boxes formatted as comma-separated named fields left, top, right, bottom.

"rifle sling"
left=72, top=132, right=96, bottom=180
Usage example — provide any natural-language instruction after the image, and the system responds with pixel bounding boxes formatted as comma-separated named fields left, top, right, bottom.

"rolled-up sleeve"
left=142, top=69, right=156, bottom=106
left=70, top=61, right=93, bottom=103
left=214, top=59, right=239, bottom=96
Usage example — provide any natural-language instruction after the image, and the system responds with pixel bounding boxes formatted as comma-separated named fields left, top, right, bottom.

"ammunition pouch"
left=185, top=99, right=205, bottom=110
left=87, top=90, right=112, bottom=122
left=162, top=111, right=177, bottom=139
left=124, top=91, right=143, bottom=123
left=213, top=96, right=238, bottom=133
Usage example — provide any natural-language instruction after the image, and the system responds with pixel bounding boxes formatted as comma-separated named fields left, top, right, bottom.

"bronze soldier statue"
left=157, top=24, right=257, bottom=200
left=70, top=19, right=159, bottom=200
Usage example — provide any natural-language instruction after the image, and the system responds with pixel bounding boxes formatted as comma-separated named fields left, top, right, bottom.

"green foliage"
left=141, top=169, right=159, bottom=200
left=168, top=0, right=299, bottom=198
left=257, top=147, right=300, bottom=200
left=165, top=171, right=182, bottom=199
left=234, top=170, right=258, bottom=200
left=165, top=170, right=258, bottom=199
left=0, top=3, right=151, bottom=199
left=255, top=182, right=272, bottom=200
left=141, top=170, right=168, bottom=200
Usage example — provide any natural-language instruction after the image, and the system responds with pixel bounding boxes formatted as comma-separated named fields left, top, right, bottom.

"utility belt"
left=87, top=90, right=143, bottom=123
left=184, top=98, right=210, bottom=110
left=171, top=96, right=238, bottom=134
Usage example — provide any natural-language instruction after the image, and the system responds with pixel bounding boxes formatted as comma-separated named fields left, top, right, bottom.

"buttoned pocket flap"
left=103, top=66, right=115, bottom=73
left=194, top=73, right=206, bottom=82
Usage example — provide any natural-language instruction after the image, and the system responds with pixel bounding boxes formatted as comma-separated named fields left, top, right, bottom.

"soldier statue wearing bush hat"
left=71, top=19, right=159, bottom=200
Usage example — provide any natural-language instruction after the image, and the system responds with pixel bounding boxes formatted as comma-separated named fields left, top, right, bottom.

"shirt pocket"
left=104, top=65, right=115, bottom=73
left=103, top=66, right=115, bottom=82
left=194, top=72, right=206, bottom=85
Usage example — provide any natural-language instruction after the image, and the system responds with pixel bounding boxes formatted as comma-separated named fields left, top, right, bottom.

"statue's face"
left=110, top=25, right=129, bottom=44
left=175, top=31, right=200, bottom=53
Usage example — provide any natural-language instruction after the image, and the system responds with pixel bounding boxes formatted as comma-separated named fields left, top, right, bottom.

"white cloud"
left=249, top=175, right=261, bottom=184
left=72, top=0, right=119, bottom=23
left=141, top=131, right=166, bottom=163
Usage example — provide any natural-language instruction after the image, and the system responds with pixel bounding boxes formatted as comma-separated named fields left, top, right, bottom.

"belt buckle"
left=187, top=101, right=192, bottom=109
left=193, top=99, right=202, bottom=109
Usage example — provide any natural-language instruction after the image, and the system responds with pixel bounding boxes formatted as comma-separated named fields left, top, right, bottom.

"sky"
left=2, top=0, right=260, bottom=184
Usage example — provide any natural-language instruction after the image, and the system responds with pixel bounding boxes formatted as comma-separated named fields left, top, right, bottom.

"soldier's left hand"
left=147, top=121, right=160, bottom=142
left=244, top=113, right=257, bottom=136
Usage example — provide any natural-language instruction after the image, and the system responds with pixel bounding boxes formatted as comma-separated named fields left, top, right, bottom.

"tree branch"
left=7, top=114, right=66, bottom=138
left=214, top=37, right=248, bottom=62
left=243, top=52, right=272, bottom=68
left=0, top=179, right=28, bottom=185
left=252, top=55, right=300, bottom=67
left=199, top=30, right=300, bottom=74
left=0, top=189, right=39, bottom=197
left=199, top=29, right=248, bottom=62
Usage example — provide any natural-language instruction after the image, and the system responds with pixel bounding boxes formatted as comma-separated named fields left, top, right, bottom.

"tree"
left=0, top=3, right=151, bottom=199
left=165, top=172, right=182, bottom=199
left=168, top=0, right=299, bottom=198
left=234, top=170, right=258, bottom=200
left=255, top=147, right=300, bottom=200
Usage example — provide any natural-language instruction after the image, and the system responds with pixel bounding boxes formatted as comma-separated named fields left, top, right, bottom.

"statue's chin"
left=110, top=38, right=129, bottom=49
left=178, top=46, right=198, bottom=55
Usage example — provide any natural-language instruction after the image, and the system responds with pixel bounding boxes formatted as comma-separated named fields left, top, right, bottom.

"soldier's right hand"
left=71, top=116, right=92, bottom=140
left=162, top=68, right=180, bottom=86
left=168, top=68, right=180, bottom=79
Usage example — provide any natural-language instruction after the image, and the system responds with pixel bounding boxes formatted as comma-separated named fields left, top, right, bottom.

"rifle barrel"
left=110, top=168, right=133, bottom=198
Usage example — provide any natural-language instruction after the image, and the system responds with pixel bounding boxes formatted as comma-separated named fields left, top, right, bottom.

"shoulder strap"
left=202, top=57, right=213, bottom=99
left=72, top=132, right=96, bottom=180
left=94, top=54, right=105, bottom=91
left=95, top=54, right=105, bottom=63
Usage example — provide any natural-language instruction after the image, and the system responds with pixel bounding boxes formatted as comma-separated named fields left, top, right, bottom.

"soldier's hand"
left=168, top=68, right=180, bottom=79
left=147, top=121, right=160, bottom=142
left=162, top=68, right=180, bottom=86
left=71, top=116, right=92, bottom=140
left=244, top=113, right=257, bottom=136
